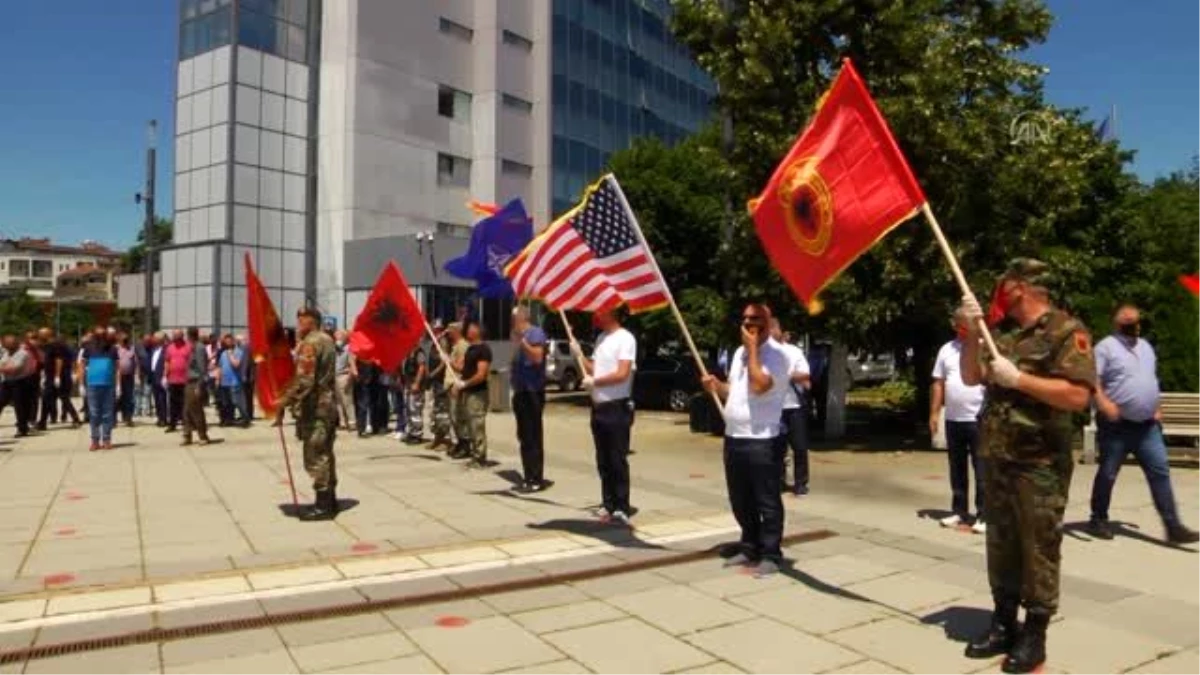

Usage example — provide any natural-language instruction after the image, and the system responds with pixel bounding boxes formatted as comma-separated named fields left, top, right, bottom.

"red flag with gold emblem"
left=348, top=262, right=425, bottom=373
left=749, top=59, right=927, bottom=312
left=244, top=254, right=295, bottom=417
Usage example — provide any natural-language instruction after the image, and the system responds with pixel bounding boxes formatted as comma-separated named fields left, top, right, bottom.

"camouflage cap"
left=1002, top=257, right=1056, bottom=290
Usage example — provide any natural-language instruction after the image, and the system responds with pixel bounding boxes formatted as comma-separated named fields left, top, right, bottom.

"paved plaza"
left=0, top=401, right=1193, bottom=673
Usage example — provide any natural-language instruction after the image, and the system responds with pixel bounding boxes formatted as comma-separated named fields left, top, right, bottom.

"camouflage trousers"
left=430, top=382, right=451, bottom=441
left=460, top=389, right=488, bottom=461
left=982, top=456, right=1073, bottom=614
left=406, top=388, right=425, bottom=438
left=297, top=415, right=338, bottom=491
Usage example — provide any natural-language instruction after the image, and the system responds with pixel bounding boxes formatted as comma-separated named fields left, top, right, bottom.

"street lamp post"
left=142, top=120, right=157, bottom=336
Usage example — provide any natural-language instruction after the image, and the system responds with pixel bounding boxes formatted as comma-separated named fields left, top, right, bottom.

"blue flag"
left=444, top=198, right=533, bottom=298
left=1095, top=114, right=1113, bottom=141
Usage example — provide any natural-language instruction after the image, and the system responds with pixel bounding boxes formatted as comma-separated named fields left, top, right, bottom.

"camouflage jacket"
left=980, top=309, right=1097, bottom=465
left=279, top=330, right=337, bottom=420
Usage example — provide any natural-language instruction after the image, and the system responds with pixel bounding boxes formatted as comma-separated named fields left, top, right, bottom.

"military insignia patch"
left=1073, top=330, right=1091, bottom=355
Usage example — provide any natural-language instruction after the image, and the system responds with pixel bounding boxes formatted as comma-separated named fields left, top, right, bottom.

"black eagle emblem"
left=371, top=298, right=409, bottom=332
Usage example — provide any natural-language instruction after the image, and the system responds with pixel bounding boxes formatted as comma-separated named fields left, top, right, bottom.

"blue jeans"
left=1090, top=420, right=1181, bottom=527
left=87, top=385, right=115, bottom=443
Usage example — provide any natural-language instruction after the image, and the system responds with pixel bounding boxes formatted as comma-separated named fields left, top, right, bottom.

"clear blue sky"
left=0, top=0, right=1195, bottom=248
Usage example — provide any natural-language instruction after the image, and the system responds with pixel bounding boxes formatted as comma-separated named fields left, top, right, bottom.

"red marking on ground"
left=43, top=573, right=75, bottom=586
left=736, top=565, right=756, bottom=576
left=351, top=543, right=379, bottom=554
left=688, top=473, right=705, bottom=479
left=64, top=492, right=87, bottom=501
left=435, top=616, right=470, bottom=628
left=54, top=528, right=76, bottom=536
left=955, top=524, right=973, bottom=534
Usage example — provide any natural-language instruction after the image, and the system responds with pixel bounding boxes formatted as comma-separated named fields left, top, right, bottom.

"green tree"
left=669, top=0, right=1143, bottom=418
left=121, top=217, right=173, bottom=273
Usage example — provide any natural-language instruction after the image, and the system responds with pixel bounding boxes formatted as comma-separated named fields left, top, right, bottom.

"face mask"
left=1117, top=322, right=1140, bottom=338
left=955, top=326, right=970, bottom=340
left=987, top=280, right=1023, bottom=326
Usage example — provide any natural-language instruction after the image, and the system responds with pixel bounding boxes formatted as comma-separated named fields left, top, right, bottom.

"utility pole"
left=139, top=120, right=157, bottom=336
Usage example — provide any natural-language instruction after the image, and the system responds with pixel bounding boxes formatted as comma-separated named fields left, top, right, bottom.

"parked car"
left=846, top=352, right=896, bottom=386
left=633, top=354, right=710, bottom=412
left=544, top=339, right=592, bottom=392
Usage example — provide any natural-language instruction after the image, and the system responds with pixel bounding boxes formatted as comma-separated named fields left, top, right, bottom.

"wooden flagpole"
left=262, top=359, right=299, bottom=507
left=607, top=175, right=724, bottom=413
left=422, top=320, right=462, bottom=387
left=920, top=203, right=1000, bottom=360
left=557, top=310, right=590, bottom=378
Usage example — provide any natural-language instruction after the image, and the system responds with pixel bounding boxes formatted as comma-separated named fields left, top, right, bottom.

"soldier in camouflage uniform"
left=426, top=323, right=453, bottom=451
left=278, top=307, right=342, bottom=522
left=446, top=323, right=472, bottom=459
left=401, top=343, right=426, bottom=444
left=959, top=259, right=1096, bottom=674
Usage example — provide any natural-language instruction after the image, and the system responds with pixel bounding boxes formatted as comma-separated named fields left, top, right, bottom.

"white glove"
left=990, top=356, right=1022, bottom=389
left=959, top=294, right=984, bottom=324
left=451, top=381, right=464, bottom=395
left=581, top=376, right=594, bottom=390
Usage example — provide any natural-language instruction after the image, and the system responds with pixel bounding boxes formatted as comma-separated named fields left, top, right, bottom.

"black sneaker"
left=533, top=480, right=553, bottom=493
left=1088, top=519, right=1115, bottom=540
left=1167, top=524, right=1200, bottom=545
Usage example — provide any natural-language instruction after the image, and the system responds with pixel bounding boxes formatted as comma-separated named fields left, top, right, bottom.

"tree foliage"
left=121, top=217, right=173, bottom=273
left=597, top=0, right=1198, bottom=407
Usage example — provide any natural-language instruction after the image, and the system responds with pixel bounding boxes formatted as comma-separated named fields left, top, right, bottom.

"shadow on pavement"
left=526, top=518, right=665, bottom=549
left=108, top=442, right=137, bottom=449
left=1062, top=520, right=1193, bottom=552
left=916, top=508, right=956, bottom=522
left=921, top=605, right=992, bottom=643
left=495, top=469, right=525, bottom=488
left=367, top=453, right=442, bottom=462
left=276, top=498, right=361, bottom=518
left=473, top=489, right=566, bottom=508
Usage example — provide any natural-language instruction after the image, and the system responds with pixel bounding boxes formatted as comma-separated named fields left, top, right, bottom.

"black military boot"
left=449, top=440, right=470, bottom=459
left=965, top=597, right=1019, bottom=659
left=298, top=488, right=338, bottom=521
left=1002, top=610, right=1049, bottom=673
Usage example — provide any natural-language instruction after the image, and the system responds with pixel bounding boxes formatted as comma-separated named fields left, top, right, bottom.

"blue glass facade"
left=551, top=0, right=715, bottom=216
left=179, top=0, right=311, bottom=63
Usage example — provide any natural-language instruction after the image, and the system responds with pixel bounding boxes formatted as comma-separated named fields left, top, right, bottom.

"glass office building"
left=550, top=0, right=715, bottom=216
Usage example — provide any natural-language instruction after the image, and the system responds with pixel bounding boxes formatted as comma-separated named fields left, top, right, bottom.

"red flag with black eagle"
left=244, top=254, right=295, bottom=417
left=349, top=261, right=425, bottom=373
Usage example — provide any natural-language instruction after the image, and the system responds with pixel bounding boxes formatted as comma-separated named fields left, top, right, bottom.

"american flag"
left=505, top=175, right=670, bottom=313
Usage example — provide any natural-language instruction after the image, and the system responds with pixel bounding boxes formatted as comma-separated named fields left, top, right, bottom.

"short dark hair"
left=186, top=326, right=200, bottom=341
left=297, top=307, right=322, bottom=323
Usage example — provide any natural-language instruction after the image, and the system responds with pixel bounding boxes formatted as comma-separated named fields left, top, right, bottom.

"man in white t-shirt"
left=930, top=307, right=987, bottom=533
left=573, top=308, right=637, bottom=525
left=768, top=320, right=811, bottom=496
left=702, top=303, right=792, bottom=577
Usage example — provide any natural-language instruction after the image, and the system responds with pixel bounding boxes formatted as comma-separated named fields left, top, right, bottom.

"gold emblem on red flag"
left=776, top=157, right=833, bottom=256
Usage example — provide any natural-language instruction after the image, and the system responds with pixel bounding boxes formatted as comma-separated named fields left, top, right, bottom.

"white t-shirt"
left=591, top=328, right=636, bottom=403
left=932, top=338, right=985, bottom=422
left=775, top=340, right=811, bottom=409
left=723, top=341, right=791, bottom=439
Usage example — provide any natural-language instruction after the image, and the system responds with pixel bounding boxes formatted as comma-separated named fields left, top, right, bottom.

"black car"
left=632, top=354, right=709, bottom=412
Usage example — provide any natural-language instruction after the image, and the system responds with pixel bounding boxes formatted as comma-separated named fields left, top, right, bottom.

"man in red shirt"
left=164, top=330, right=191, bottom=433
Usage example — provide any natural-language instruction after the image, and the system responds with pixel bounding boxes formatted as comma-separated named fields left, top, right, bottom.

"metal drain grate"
left=3, top=529, right=835, bottom=665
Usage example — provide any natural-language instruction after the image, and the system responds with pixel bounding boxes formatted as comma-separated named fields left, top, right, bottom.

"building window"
left=439, top=17, right=473, bottom=42
left=501, top=93, right=533, bottom=113
left=501, top=159, right=533, bottom=178
left=180, top=5, right=232, bottom=60
left=31, top=261, right=53, bottom=279
left=437, top=85, right=472, bottom=122
left=437, top=153, right=471, bottom=188
left=436, top=222, right=471, bottom=238
left=9, top=260, right=28, bottom=277
left=501, top=30, right=533, bottom=52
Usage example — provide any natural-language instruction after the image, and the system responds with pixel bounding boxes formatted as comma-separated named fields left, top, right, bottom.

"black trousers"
left=777, top=406, right=810, bottom=490
left=38, top=379, right=59, bottom=426
left=57, top=378, right=80, bottom=424
left=117, top=374, right=135, bottom=423
left=946, top=420, right=983, bottom=518
left=724, top=436, right=785, bottom=562
left=168, top=384, right=185, bottom=427
left=1, top=377, right=39, bottom=435
left=591, top=399, right=633, bottom=514
left=153, top=383, right=168, bottom=425
left=513, top=390, right=546, bottom=484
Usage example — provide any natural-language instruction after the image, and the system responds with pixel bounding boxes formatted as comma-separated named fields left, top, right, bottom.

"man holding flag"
left=278, top=307, right=343, bottom=522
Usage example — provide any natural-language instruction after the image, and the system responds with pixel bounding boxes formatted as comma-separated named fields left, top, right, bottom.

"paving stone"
left=447, top=562, right=546, bottom=589
left=1128, top=648, right=1200, bottom=674
left=0, top=598, right=45, bottom=622
left=794, top=554, right=900, bottom=586
left=157, top=599, right=265, bottom=630
left=513, top=600, right=628, bottom=634
left=25, top=643, right=161, bottom=674
left=497, top=537, right=585, bottom=557
left=406, top=615, right=560, bottom=673
left=289, top=631, right=418, bottom=672
left=729, top=585, right=894, bottom=635
left=686, top=617, right=861, bottom=673
left=570, top=569, right=672, bottom=598
left=334, top=555, right=427, bottom=579
left=543, top=617, right=712, bottom=673
left=856, top=545, right=944, bottom=573
left=653, top=559, right=729, bottom=585
left=161, top=628, right=286, bottom=667
left=828, top=617, right=994, bottom=674
left=609, top=585, right=755, bottom=635
left=885, top=536, right=982, bottom=562
left=500, top=658, right=591, bottom=673
left=484, top=584, right=591, bottom=614
left=354, top=574, right=460, bottom=603
left=824, top=658, right=907, bottom=673
left=276, top=612, right=396, bottom=646
left=0, top=627, right=36, bottom=652
left=325, top=654, right=444, bottom=674
left=155, top=576, right=251, bottom=603
left=688, top=566, right=795, bottom=599
left=144, top=557, right=235, bottom=581
left=383, top=598, right=498, bottom=630
left=259, top=587, right=366, bottom=616
left=1072, top=593, right=1200, bottom=649
left=1047, top=616, right=1180, bottom=674
left=844, top=572, right=974, bottom=613
left=35, top=613, right=155, bottom=646
left=247, top=565, right=341, bottom=590
left=165, top=649, right=299, bottom=674
left=677, top=661, right=742, bottom=674
left=418, top=545, right=508, bottom=568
